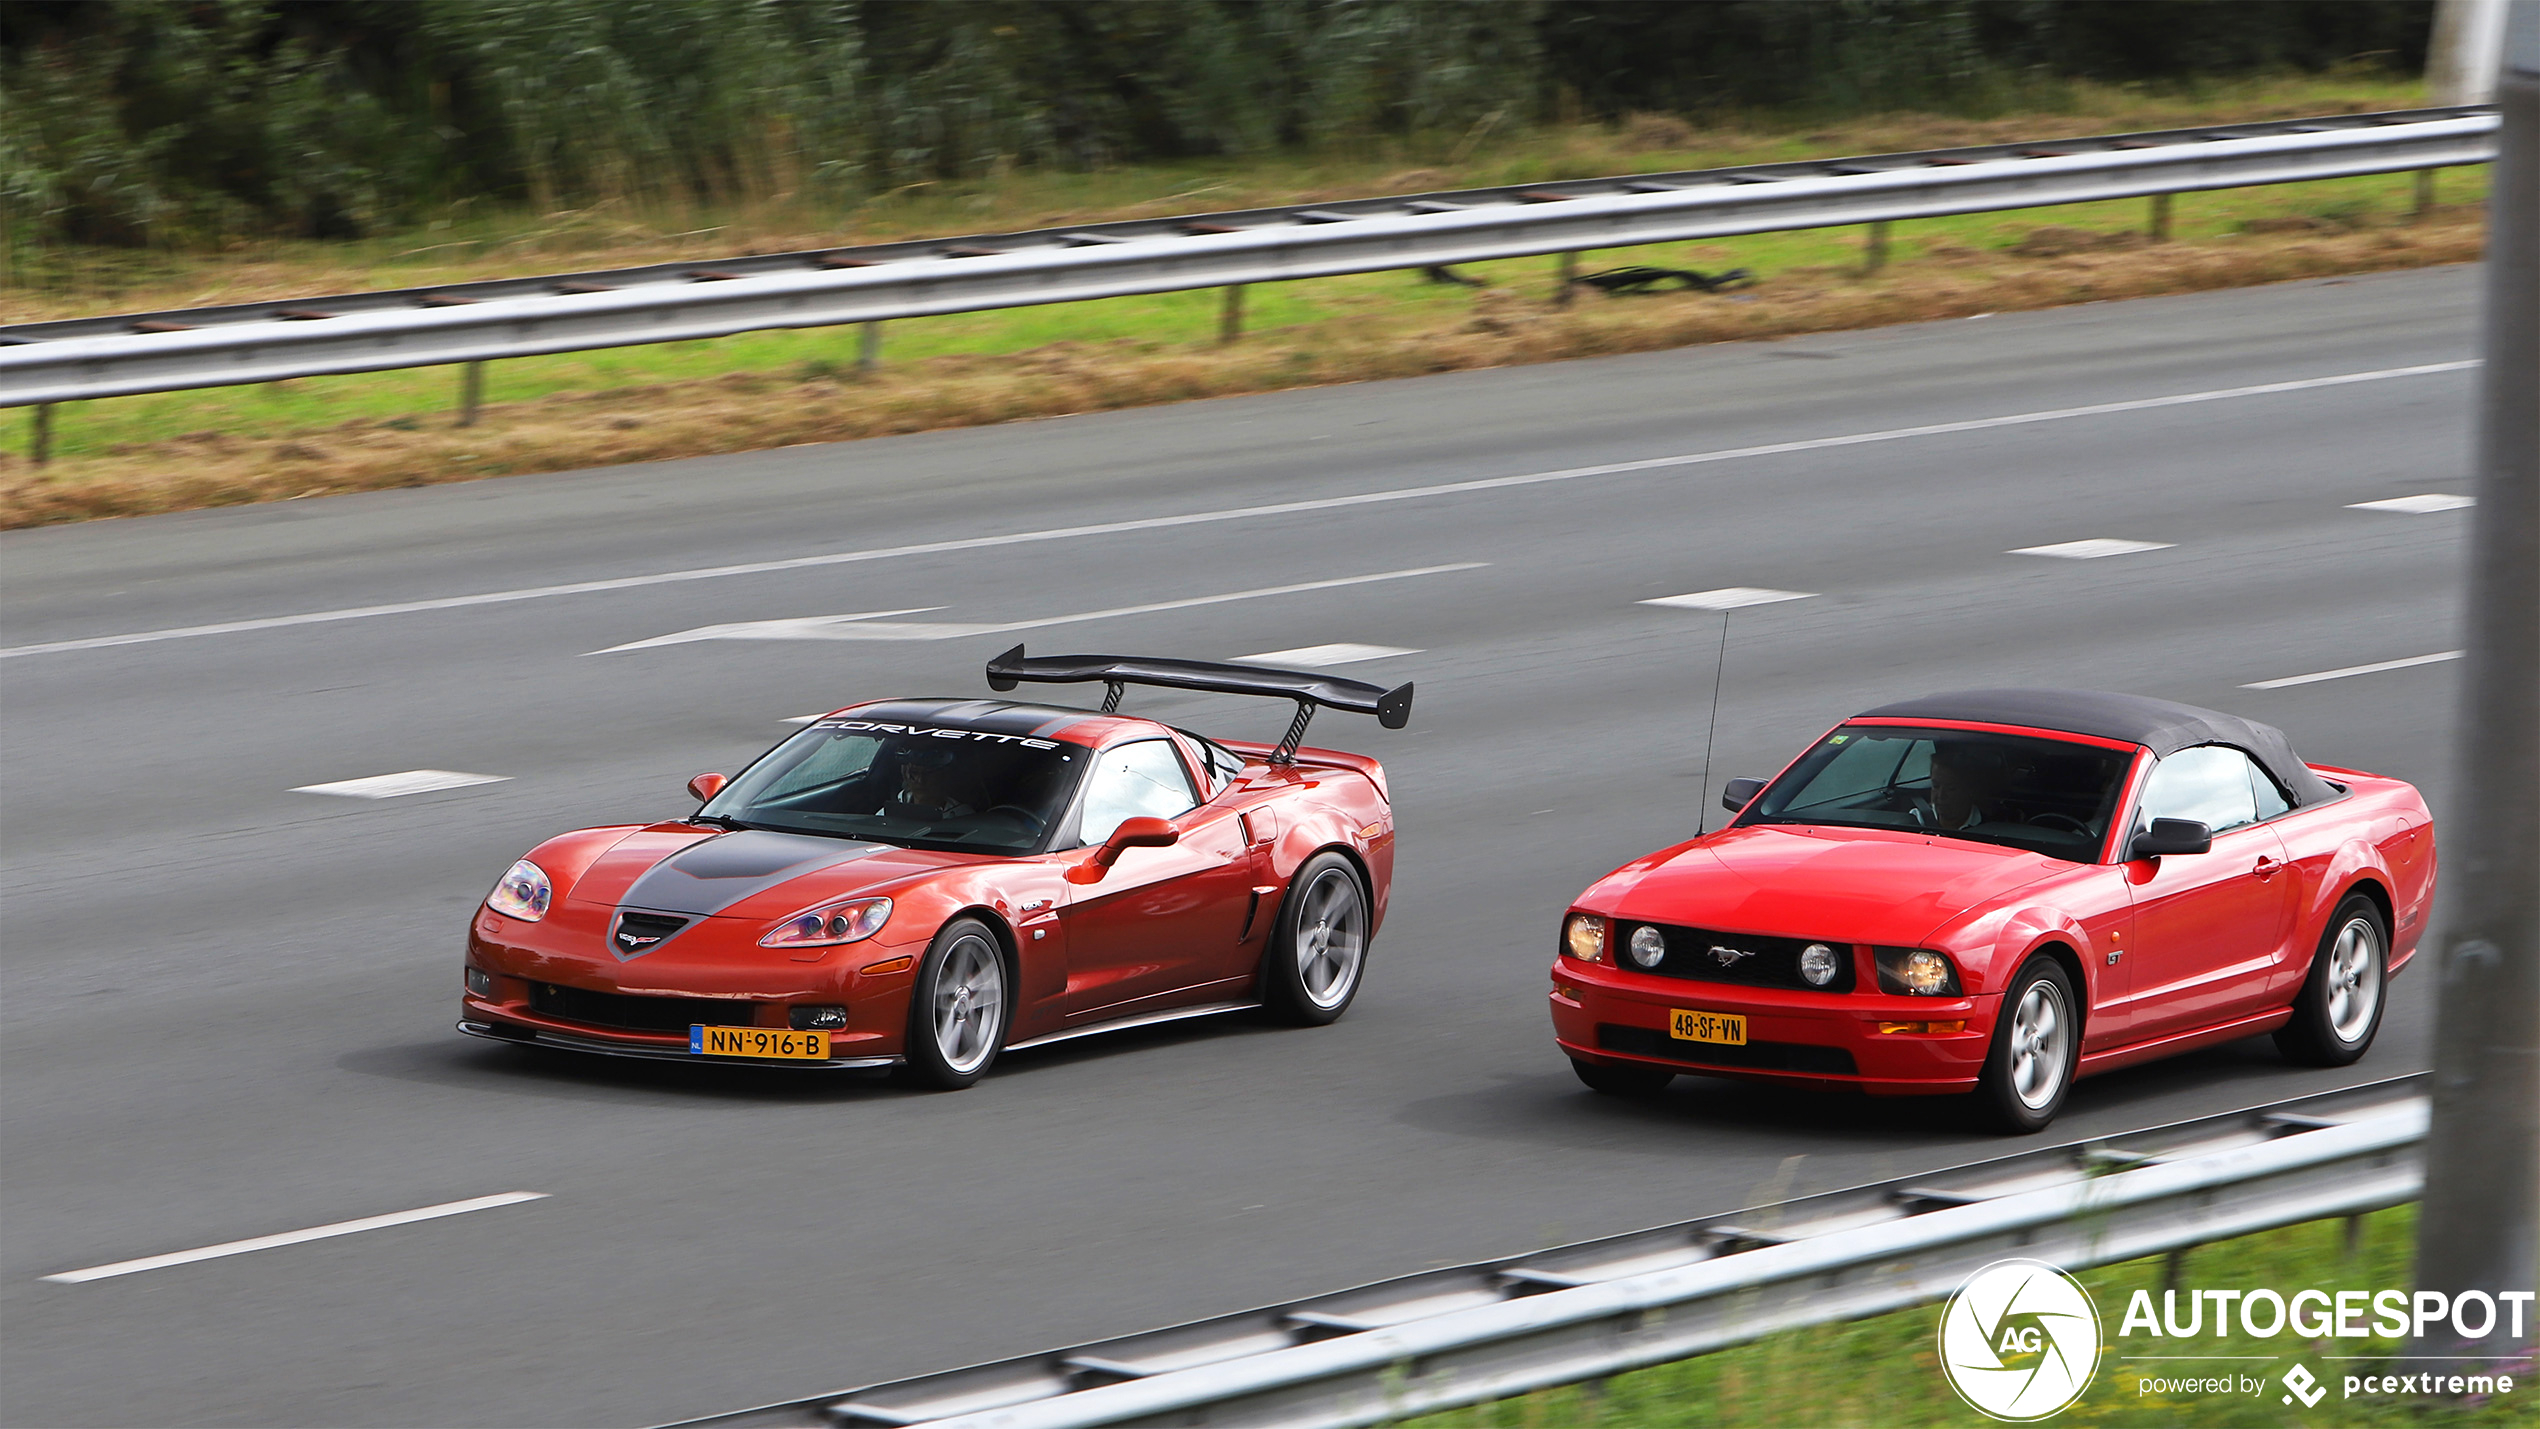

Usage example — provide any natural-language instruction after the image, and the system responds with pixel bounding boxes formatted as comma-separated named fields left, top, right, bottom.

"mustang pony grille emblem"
left=1708, top=944, right=1757, bottom=967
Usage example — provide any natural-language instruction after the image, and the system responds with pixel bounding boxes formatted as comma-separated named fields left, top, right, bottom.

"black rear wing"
left=985, top=645, right=1412, bottom=764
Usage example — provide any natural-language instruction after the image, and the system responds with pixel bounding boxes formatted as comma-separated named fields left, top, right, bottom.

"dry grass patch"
left=0, top=210, right=2481, bottom=529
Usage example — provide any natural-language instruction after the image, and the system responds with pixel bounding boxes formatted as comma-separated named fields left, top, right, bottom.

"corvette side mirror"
left=2130, top=817, right=2212, bottom=859
left=1721, top=777, right=1766, bottom=815
left=687, top=773, right=728, bottom=803
left=1067, top=817, right=1179, bottom=883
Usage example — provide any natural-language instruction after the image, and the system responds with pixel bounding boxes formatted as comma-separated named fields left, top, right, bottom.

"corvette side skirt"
left=1006, top=1000, right=1261, bottom=1053
left=457, top=1019, right=899, bottom=1070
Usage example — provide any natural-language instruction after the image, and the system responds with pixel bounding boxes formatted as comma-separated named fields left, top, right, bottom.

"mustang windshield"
left=700, top=722, right=1085, bottom=853
left=1738, top=725, right=2136, bottom=861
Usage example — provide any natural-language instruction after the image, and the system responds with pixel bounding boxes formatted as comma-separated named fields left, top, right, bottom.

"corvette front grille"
left=530, top=983, right=759, bottom=1033
left=1612, top=922, right=1858, bottom=993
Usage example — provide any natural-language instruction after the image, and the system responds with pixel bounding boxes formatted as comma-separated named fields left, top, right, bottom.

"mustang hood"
left=562, top=827, right=967, bottom=958
left=1597, top=825, right=2064, bottom=947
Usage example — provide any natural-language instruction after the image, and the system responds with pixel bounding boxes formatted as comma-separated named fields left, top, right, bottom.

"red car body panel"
left=1554, top=711, right=2435, bottom=1099
left=463, top=701, right=1393, bottom=1068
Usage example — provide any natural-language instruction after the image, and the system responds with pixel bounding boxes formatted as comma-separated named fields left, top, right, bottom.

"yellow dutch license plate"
left=690, top=1025, right=830, bottom=1060
left=1670, top=1009, right=1747, bottom=1046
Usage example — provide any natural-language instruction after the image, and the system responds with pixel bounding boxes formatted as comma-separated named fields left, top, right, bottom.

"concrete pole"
left=456, top=361, right=484, bottom=427
left=2415, top=0, right=2539, bottom=1376
left=858, top=320, right=883, bottom=374
left=2429, top=0, right=2511, bottom=106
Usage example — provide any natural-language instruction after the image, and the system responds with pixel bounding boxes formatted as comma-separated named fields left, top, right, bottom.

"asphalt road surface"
left=0, top=265, right=2484, bottom=1428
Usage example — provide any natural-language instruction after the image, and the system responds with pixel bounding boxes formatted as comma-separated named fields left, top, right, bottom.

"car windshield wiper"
left=692, top=814, right=757, bottom=831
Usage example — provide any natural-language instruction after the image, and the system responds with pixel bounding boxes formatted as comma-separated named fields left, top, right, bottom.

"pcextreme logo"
left=1939, top=1259, right=2103, bottom=1421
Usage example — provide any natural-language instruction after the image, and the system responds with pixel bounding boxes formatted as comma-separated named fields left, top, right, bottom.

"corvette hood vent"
left=611, top=910, right=693, bottom=959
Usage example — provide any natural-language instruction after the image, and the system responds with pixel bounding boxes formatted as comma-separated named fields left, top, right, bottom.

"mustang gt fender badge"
left=1709, top=944, right=1756, bottom=968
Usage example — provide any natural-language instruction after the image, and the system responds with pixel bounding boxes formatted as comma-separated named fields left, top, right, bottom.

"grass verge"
left=1401, top=1206, right=2534, bottom=1428
left=0, top=74, right=2491, bottom=528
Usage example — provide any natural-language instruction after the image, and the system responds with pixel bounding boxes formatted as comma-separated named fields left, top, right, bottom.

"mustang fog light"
left=790, top=1005, right=850, bottom=1031
left=1564, top=914, right=1607, bottom=963
left=1627, top=925, right=1668, bottom=970
left=485, top=859, right=552, bottom=922
left=1798, top=943, right=1841, bottom=987
left=465, top=967, right=494, bottom=997
left=1875, top=947, right=1962, bottom=996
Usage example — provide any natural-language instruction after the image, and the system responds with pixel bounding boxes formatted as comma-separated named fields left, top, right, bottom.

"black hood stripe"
left=614, top=830, right=887, bottom=955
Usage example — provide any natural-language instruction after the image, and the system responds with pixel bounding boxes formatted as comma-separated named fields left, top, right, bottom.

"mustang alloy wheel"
left=901, top=919, right=1010, bottom=1089
left=1263, top=853, right=1369, bottom=1026
left=2275, top=892, right=2388, bottom=1067
left=1976, top=956, right=2079, bottom=1133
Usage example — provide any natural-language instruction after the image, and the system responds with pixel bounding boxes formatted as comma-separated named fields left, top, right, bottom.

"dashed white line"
left=2243, top=650, right=2463, bottom=690
left=1639, top=587, right=1816, bottom=611
left=2349, top=494, right=2475, bottom=514
left=290, top=770, right=511, bottom=799
left=1233, top=643, right=1419, bottom=667
left=2010, top=538, right=2174, bottom=560
left=590, top=565, right=1485, bottom=653
left=2, top=360, right=2475, bottom=661
left=41, top=1192, right=549, bottom=1284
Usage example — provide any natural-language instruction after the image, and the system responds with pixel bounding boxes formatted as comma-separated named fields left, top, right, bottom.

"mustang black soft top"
left=986, top=645, right=1411, bottom=764
left=1856, top=688, right=2341, bottom=807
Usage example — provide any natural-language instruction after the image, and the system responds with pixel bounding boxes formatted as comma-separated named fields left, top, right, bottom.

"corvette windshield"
left=700, top=722, right=1085, bottom=853
left=1739, top=725, right=2136, bottom=861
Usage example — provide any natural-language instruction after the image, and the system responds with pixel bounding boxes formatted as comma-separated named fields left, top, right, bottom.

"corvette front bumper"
left=458, top=1018, right=900, bottom=1070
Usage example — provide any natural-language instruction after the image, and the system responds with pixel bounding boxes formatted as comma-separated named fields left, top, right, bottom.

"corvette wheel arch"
left=1265, top=842, right=1374, bottom=942
left=943, top=905, right=1023, bottom=990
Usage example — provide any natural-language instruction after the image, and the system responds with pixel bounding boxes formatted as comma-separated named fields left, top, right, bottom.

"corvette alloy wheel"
left=1264, top=853, right=1369, bottom=1025
left=902, top=918, right=1010, bottom=1089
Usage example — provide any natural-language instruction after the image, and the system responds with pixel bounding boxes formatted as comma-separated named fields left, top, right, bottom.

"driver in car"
left=881, top=745, right=975, bottom=821
left=1914, top=742, right=2003, bottom=831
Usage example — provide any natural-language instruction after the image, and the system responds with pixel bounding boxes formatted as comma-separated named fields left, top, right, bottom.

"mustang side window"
left=2138, top=745, right=2263, bottom=834
left=1077, top=740, right=1199, bottom=845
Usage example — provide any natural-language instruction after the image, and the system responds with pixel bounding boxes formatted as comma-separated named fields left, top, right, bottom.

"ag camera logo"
left=1939, top=1259, right=2103, bottom=1420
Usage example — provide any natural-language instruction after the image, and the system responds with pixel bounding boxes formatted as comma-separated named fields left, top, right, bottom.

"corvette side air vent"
left=611, top=910, right=692, bottom=957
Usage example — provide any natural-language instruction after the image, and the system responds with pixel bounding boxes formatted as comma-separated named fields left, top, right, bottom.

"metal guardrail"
left=670, top=1077, right=2426, bottom=1429
left=0, top=109, right=2496, bottom=410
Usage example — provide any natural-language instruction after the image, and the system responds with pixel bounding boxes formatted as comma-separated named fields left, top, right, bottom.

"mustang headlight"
left=1798, top=943, right=1842, bottom=987
left=1564, top=913, right=1607, bottom=963
left=1627, top=925, right=1668, bottom=970
left=1875, top=946, right=1962, bottom=996
left=486, top=860, right=552, bottom=922
left=762, top=896, right=893, bottom=949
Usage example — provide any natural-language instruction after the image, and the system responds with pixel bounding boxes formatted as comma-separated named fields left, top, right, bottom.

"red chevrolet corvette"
left=462, top=648, right=1408, bottom=1088
left=1552, top=690, right=2435, bottom=1131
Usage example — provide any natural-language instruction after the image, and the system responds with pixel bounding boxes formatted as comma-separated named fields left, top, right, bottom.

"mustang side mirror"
left=1067, top=816, right=1179, bottom=884
left=2130, top=817, right=2213, bottom=859
left=1721, top=777, right=1766, bottom=815
left=687, top=772, right=728, bottom=803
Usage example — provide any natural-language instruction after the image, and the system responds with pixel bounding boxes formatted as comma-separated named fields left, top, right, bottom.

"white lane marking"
left=290, top=769, right=510, bottom=799
left=1233, top=643, right=1419, bottom=667
left=590, top=564, right=1486, bottom=654
left=2243, top=650, right=2463, bottom=689
left=1639, top=587, right=1815, bottom=611
left=2349, top=493, right=2475, bottom=514
left=2010, top=538, right=2173, bottom=560
left=1, top=359, right=2476, bottom=662
left=40, top=1192, right=548, bottom=1284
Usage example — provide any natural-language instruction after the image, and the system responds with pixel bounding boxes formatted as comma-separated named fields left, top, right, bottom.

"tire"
left=899, top=919, right=1011, bottom=1090
left=1973, top=956, right=2080, bottom=1134
left=1571, top=1056, right=1674, bottom=1098
left=2274, top=892, right=2388, bottom=1067
left=1261, top=853, right=1370, bottom=1026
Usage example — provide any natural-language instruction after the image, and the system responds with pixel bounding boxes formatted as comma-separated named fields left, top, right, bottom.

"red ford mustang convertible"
left=1551, top=690, right=2435, bottom=1131
left=462, top=648, right=1407, bottom=1088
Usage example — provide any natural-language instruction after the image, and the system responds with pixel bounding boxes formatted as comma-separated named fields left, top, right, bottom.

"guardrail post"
left=1219, top=285, right=1245, bottom=345
left=2149, top=192, right=2174, bottom=241
left=1554, top=251, right=1578, bottom=306
left=858, top=320, right=883, bottom=374
left=29, top=402, right=52, bottom=466
left=1863, top=221, right=1891, bottom=274
left=456, top=361, right=484, bottom=428
left=2416, top=167, right=2439, bottom=218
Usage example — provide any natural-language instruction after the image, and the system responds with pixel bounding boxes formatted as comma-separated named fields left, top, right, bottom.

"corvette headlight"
left=1627, top=925, right=1668, bottom=970
left=1564, top=913, right=1606, bottom=963
left=761, top=896, right=893, bottom=949
left=1875, top=947, right=1961, bottom=996
left=486, top=860, right=552, bottom=922
left=1799, top=943, right=1842, bottom=987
